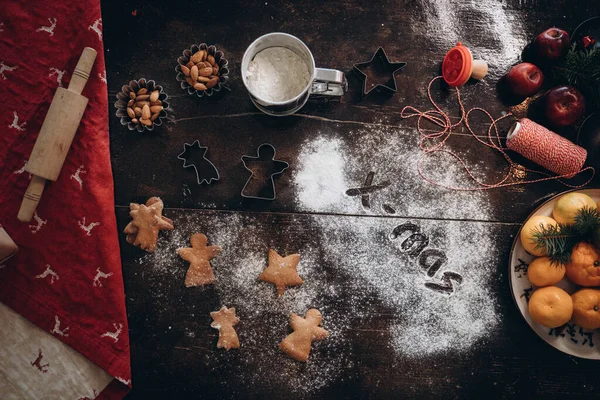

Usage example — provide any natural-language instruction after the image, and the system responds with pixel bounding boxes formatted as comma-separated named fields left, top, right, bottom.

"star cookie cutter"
left=177, top=141, right=220, bottom=185
left=241, top=144, right=289, bottom=201
left=353, top=47, right=407, bottom=96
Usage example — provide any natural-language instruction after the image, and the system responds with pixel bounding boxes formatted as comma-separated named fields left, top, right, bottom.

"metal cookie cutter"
left=353, top=47, right=407, bottom=96
left=241, top=144, right=289, bottom=200
left=177, top=141, right=220, bottom=184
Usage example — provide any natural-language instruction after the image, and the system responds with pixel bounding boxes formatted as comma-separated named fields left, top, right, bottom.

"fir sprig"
left=552, top=44, right=600, bottom=110
left=530, top=207, right=600, bottom=264
left=532, top=223, right=579, bottom=265
left=574, top=207, right=600, bottom=237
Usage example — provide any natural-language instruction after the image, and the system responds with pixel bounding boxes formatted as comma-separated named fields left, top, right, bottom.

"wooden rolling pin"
left=18, top=47, right=97, bottom=222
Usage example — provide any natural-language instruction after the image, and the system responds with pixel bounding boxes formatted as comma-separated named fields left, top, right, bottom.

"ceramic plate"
left=509, top=188, right=600, bottom=359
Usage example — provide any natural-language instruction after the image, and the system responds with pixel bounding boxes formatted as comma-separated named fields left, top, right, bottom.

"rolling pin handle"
left=17, top=175, right=47, bottom=222
left=68, top=47, right=98, bottom=95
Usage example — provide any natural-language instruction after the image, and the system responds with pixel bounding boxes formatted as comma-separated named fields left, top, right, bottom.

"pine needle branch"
left=552, top=44, right=600, bottom=110
left=531, top=223, right=579, bottom=265
left=574, top=207, right=600, bottom=237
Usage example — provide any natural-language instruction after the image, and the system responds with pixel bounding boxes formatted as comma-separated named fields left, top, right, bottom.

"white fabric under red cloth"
left=0, top=2, right=131, bottom=399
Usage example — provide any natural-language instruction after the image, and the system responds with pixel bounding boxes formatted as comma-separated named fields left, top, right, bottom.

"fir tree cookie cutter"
left=241, top=143, right=289, bottom=200
left=177, top=141, right=220, bottom=185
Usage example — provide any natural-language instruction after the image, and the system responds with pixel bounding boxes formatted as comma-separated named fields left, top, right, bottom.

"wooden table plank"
left=117, top=207, right=598, bottom=399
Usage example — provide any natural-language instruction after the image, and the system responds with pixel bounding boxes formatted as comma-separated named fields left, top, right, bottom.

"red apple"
left=534, top=28, right=570, bottom=61
left=545, top=86, right=586, bottom=127
left=505, top=63, right=544, bottom=97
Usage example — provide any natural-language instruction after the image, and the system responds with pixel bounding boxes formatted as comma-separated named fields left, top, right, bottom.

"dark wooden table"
left=101, top=1, right=599, bottom=398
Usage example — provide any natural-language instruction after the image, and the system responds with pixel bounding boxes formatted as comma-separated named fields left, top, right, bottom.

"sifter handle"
left=17, top=176, right=47, bottom=222
left=68, top=47, right=97, bottom=95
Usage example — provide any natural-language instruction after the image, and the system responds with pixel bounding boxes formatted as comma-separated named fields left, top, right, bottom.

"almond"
left=136, top=94, right=150, bottom=101
left=149, top=90, right=159, bottom=102
left=129, top=91, right=136, bottom=100
left=186, top=77, right=194, bottom=86
left=207, top=55, right=215, bottom=66
left=142, top=104, right=151, bottom=119
left=195, top=62, right=207, bottom=69
left=135, top=101, right=150, bottom=108
left=150, top=113, right=160, bottom=121
left=213, top=63, right=219, bottom=73
left=150, top=105, right=163, bottom=113
left=193, top=82, right=207, bottom=91
left=191, top=65, right=199, bottom=81
left=202, top=51, right=207, bottom=61
left=137, top=88, right=148, bottom=95
left=140, top=118, right=152, bottom=127
left=127, top=99, right=134, bottom=107
left=198, top=76, right=210, bottom=83
left=199, top=67, right=213, bottom=77
left=151, top=100, right=162, bottom=106
left=131, top=118, right=139, bottom=124
left=181, top=65, right=190, bottom=76
left=186, top=61, right=194, bottom=69
left=127, top=107, right=136, bottom=119
left=212, top=67, right=219, bottom=76
left=134, top=107, right=142, bottom=116
left=190, top=50, right=205, bottom=63
left=206, top=77, right=218, bottom=88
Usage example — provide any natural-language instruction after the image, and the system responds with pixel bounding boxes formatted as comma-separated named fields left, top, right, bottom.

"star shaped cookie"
left=210, top=306, right=240, bottom=351
left=177, top=233, right=221, bottom=286
left=123, top=197, right=174, bottom=252
left=258, top=249, right=303, bottom=296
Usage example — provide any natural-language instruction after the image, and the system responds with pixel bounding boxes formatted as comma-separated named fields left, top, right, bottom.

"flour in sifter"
left=246, top=47, right=311, bottom=102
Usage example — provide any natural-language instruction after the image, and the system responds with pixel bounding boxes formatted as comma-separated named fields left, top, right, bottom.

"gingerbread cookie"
left=123, top=197, right=174, bottom=252
left=280, top=309, right=328, bottom=362
left=258, top=249, right=303, bottom=296
left=177, top=233, right=221, bottom=286
left=210, top=306, right=240, bottom=351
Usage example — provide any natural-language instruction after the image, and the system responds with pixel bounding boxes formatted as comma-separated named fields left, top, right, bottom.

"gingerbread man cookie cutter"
left=241, top=143, right=289, bottom=201
left=177, top=141, right=220, bottom=185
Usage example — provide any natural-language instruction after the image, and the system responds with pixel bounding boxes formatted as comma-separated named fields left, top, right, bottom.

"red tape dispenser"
left=442, top=42, right=488, bottom=86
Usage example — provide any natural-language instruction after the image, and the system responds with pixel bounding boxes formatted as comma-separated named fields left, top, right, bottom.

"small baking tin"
left=114, top=79, right=169, bottom=132
left=175, top=44, right=229, bottom=97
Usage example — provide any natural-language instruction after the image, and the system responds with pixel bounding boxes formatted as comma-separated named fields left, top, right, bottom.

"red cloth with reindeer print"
left=0, top=1, right=131, bottom=399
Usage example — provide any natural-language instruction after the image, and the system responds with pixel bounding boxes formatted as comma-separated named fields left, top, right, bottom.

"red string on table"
left=400, top=76, right=595, bottom=191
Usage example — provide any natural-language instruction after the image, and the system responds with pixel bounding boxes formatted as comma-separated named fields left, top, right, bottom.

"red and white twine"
left=400, top=76, right=595, bottom=191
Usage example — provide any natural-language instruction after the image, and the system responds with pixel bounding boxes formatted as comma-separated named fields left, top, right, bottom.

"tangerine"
left=565, top=242, right=600, bottom=287
left=552, top=192, right=597, bottom=225
left=520, top=215, right=557, bottom=256
left=528, top=286, right=573, bottom=328
left=528, top=257, right=565, bottom=287
left=571, top=288, right=600, bottom=330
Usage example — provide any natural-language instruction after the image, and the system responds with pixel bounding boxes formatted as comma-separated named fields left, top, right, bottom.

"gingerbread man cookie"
left=123, top=197, right=174, bottom=252
left=210, top=306, right=240, bottom=351
left=258, top=249, right=303, bottom=296
left=280, top=309, right=328, bottom=362
left=177, top=233, right=221, bottom=286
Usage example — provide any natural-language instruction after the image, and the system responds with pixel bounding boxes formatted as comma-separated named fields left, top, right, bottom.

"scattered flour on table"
left=246, top=47, right=311, bottom=102
left=138, top=212, right=351, bottom=393
left=415, top=0, right=528, bottom=77
left=136, top=123, right=502, bottom=389
left=291, top=126, right=497, bottom=220
left=313, top=215, right=500, bottom=357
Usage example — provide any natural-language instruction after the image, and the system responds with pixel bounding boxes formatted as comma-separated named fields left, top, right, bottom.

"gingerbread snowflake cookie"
left=280, top=309, right=328, bottom=362
left=210, top=306, right=240, bottom=351
left=258, top=249, right=303, bottom=296
left=123, top=197, right=174, bottom=252
left=177, top=233, right=221, bottom=286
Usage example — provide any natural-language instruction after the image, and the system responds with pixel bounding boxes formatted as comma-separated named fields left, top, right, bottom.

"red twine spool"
left=401, top=76, right=595, bottom=190
left=506, top=118, right=587, bottom=177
